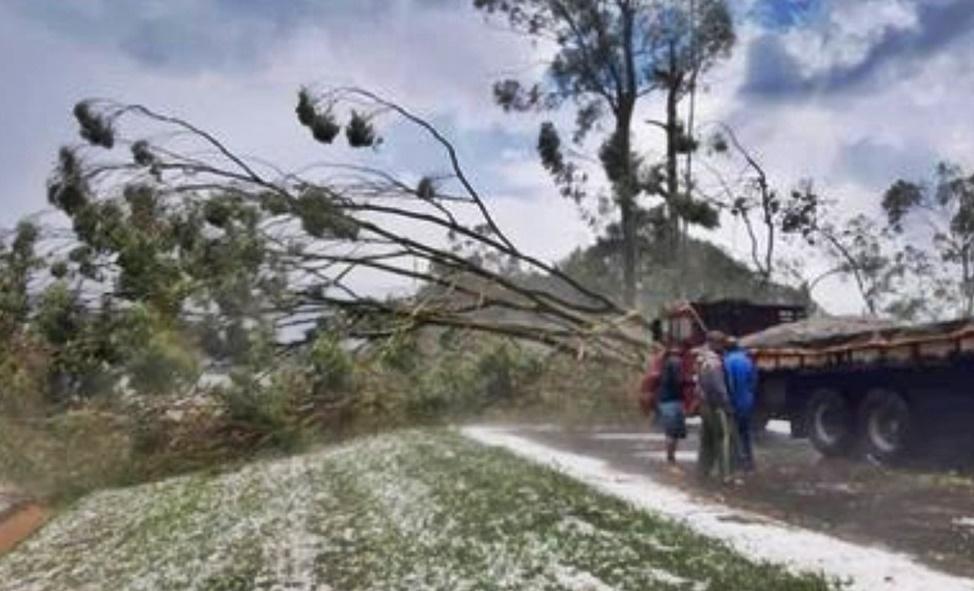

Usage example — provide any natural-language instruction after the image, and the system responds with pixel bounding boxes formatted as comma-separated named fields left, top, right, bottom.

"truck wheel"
left=859, top=389, right=913, bottom=464
left=807, top=389, right=855, bottom=457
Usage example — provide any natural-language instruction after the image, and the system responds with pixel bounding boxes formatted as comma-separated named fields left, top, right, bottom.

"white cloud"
left=3, top=1, right=974, bottom=317
left=782, top=0, right=919, bottom=76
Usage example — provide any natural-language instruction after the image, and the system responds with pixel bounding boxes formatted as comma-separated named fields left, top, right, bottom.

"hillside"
left=0, top=430, right=834, bottom=590
left=410, top=236, right=813, bottom=355
left=556, top=235, right=812, bottom=316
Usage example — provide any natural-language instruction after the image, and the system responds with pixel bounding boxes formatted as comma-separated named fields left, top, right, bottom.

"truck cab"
left=657, top=299, right=807, bottom=349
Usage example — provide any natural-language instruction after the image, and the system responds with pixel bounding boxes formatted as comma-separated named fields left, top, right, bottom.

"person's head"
left=725, top=336, right=741, bottom=351
left=706, top=330, right=727, bottom=353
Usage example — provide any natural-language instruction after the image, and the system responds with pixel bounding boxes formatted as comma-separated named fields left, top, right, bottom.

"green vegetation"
left=560, top=232, right=812, bottom=314
left=2, top=3, right=970, bottom=588
left=0, top=318, right=638, bottom=503
left=0, top=87, right=655, bottom=503
left=0, top=430, right=836, bottom=590
left=474, top=0, right=735, bottom=306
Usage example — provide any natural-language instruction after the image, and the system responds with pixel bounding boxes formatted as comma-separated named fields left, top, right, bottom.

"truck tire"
left=859, top=389, right=913, bottom=464
left=806, top=389, right=855, bottom=457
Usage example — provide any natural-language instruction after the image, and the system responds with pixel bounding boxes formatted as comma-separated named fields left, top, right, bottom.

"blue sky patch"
left=749, top=0, right=821, bottom=30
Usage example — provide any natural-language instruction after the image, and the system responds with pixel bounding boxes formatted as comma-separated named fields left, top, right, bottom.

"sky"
left=1, top=0, right=973, bottom=315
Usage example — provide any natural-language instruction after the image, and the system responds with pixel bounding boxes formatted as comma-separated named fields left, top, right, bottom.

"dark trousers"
left=736, top=413, right=754, bottom=471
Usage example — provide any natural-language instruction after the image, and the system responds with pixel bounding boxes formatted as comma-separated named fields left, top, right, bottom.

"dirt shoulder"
left=493, top=421, right=974, bottom=579
left=0, top=502, right=48, bottom=555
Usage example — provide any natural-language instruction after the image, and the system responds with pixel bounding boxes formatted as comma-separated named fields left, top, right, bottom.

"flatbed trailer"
left=743, top=318, right=974, bottom=462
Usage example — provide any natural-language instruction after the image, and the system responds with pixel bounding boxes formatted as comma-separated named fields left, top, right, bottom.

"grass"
left=0, top=430, right=837, bottom=590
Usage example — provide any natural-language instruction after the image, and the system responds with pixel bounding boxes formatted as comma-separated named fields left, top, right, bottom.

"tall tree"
left=473, top=0, right=734, bottom=307
left=0, top=222, right=41, bottom=343
left=883, top=162, right=974, bottom=318
left=703, top=125, right=781, bottom=283
left=776, top=183, right=906, bottom=317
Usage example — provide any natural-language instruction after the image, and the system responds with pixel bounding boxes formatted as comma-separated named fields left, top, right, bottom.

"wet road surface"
left=494, top=420, right=974, bottom=578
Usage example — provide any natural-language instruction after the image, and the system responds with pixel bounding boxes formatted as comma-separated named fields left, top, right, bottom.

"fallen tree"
left=42, top=87, right=651, bottom=369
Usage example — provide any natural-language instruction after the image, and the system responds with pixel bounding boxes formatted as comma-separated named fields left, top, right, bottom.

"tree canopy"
left=30, top=88, right=652, bottom=391
left=474, top=0, right=734, bottom=306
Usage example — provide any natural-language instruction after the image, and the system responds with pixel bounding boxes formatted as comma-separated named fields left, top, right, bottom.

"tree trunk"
left=665, top=45, right=681, bottom=264
left=617, top=106, right=638, bottom=309
left=963, top=247, right=973, bottom=317
left=618, top=4, right=639, bottom=310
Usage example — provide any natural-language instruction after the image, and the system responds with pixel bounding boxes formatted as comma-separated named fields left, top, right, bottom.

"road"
left=488, top=419, right=974, bottom=579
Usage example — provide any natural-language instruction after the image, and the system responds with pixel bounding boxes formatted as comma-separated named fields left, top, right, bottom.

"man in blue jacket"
left=724, top=337, right=757, bottom=471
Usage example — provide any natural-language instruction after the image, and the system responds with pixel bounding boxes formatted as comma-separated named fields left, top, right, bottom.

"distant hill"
left=545, top=234, right=813, bottom=318
left=413, top=235, right=813, bottom=342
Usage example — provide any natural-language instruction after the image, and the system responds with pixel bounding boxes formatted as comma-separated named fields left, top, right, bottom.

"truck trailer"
left=743, top=317, right=974, bottom=463
left=657, top=300, right=974, bottom=463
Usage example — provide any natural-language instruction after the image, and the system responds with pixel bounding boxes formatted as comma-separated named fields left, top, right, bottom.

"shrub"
left=475, top=342, right=544, bottom=404
left=390, top=338, right=546, bottom=421
left=0, top=410, right=131, bottom=502
left=525, top=354, right=641, bottom=426
left=308, top=334, right=355, bottom=396
left=217, top=368, right=313, bottom=453
left=125, top=328, right=199, bottom=396
left=0, top=320, right=637, bottom=504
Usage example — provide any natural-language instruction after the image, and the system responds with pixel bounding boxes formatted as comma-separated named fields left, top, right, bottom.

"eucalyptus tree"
left=473, top=0, right=734, bottom=306
left=883, top=163, right=974, bottom=318
left=43, top=88, right=650, bottom=373
left=0, top=222, right=40, bottom=343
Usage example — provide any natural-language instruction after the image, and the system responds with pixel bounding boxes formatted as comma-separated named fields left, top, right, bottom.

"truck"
left=656, top=299, right=974, bottom=464
left=653, top=298, right=807, bottom=428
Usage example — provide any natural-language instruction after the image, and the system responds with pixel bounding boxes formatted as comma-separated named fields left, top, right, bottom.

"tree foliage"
left=883, top=163, right=974, bottom=317
left=0, top=222, right=41, bottom=342
left=20, top=87, right=649, bottom=395
left=474, top=0, right=734, bottom=306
